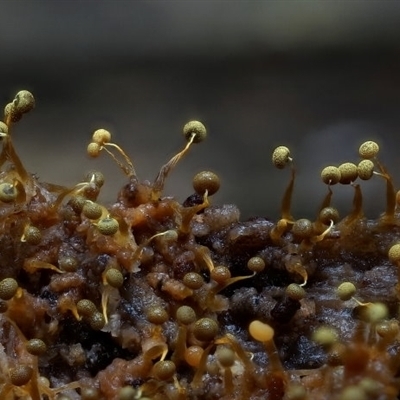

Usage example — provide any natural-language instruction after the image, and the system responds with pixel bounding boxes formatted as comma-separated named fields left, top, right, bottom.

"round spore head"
left=247, top=256, right=266, bottom=273
left=183, top=272, right=204, bottom=290
left=14, top=90, right=35, bottom=114
left=146, top=306, right=169, bottom=325
left=193, top=170, right=220, bottom=195
left=336, top=282, right=356, bottom=301
left=82, top=201, right=103, bottom=220
left=26, top=338, right=47, bottom=356
left=210, top=265, right=231, bottom=283
left=105, top=268, right=124, bottom=288
left=153, top=360, right=176, bottom=381
left=357, top=159, right=374, bottom=180
left=0, top=278, right=18, bottom=300
left=319, top=207, right=339, bottom=225
left=176, top=305, right=196, bottom=325
left=321, top=166, right=341, bottom=185
left=272, top=146, right=291, bottom=169
left=10, top=365, right=33, bottom=386
left=118, top=386, right=136, bottom=400
left=286, top=283, right=306, bottom=301
left=359, top=140, right=379, bottom=159
left=92, top=128, right=111, bottom=145
left=388, top=243, right=400, bottom=264
left=89, top=311, right=106, bottom=330
left=76, top=299, right=97, bottom=317
left=193, top=318, right=219, bottom=342
left=97, top=217, right=119, bottom=235
left=23, top=226, right=42, bottom=245
left=216, top=346, right=235, bottom=367
left=338, top=162, right=358, bottom=184
left=87, top=142, right=101, bottom=158
left=58, top=256, right=78, bottom=273
left=183, top=120, right=207, bottom=143
left=292, top=218, right=313, bottom=239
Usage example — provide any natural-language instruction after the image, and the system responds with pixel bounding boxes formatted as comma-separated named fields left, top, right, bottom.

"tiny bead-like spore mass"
left=321, top=166, right=341, bottom=185
left=193, top=318, right=219, bottom=342
left=193, top=170, right=220, bottom=196
left=272, top=145, right=291, bottom=169
left=0, top=278, right=18, bottom=300
left=359, top=140, right=379, bottom=159
left=183, top=120, right=207, bottom=143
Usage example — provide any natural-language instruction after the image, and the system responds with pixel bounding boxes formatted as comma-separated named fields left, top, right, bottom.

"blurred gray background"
left=1, top=1, right=400, bottom=220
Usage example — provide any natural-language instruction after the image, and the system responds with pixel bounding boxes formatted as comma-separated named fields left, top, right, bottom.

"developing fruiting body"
left=185, top=346, right=204, bottom=367
left=249, top=320, right=274, bottom=342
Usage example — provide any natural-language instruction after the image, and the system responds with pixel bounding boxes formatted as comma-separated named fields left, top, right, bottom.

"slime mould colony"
left=0, top=90, right=399, bottom=400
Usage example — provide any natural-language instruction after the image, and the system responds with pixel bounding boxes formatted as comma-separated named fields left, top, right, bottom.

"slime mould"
left=0, top=90, right=398, bottom=400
